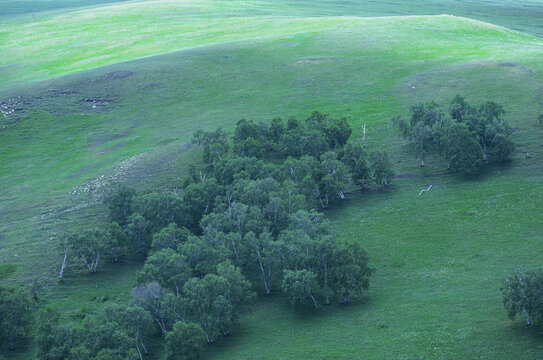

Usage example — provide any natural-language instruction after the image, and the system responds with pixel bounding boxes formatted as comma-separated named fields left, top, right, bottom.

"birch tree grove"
left=393, top=96, right=515, bottom=173
left=52, top=110, right=383, bottom=356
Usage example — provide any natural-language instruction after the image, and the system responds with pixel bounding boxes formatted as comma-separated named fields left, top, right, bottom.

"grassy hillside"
left=1, top=1, right=543, bottom=359
left=1, top=0, right=543, bottom=91
left=0, top=0, right=135, bottom=18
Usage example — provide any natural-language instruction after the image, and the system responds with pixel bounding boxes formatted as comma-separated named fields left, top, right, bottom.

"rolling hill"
left=1, top=1, right=543, bottom=359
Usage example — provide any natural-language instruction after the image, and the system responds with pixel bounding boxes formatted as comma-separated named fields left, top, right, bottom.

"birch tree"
left=502, top=269, right=543, bottom=326
left=151, top=223, right=190, bottom=253
left=183, top=275, right=231, bottom=343
left=330, top=241, right=373, bottom=304
left=319, top=151, right=349, bottom=206
left=246, top=231, right=274, bottom=294
left=216, top=261, right=255, bottom=335
left=0, top=286, right=33, bottom=350
left=281, top=269, right=320, bottom=309
left=37, top=305, right=72, bottom=360
left=370, top=151, right=394, bottom=186
left=103, top=304, right=153, bottom=360
left=165, top=321, right=205, bottom=360
left=58, top=234, right=71, bottom=280
left=132, top=282, right=169, bottom=334
left=137, top=249, right=192, bottom=296
left=343, top=142, right=370, bottom=187
left=106, top=184, right=135, bottom=226
left=192, top=128, right=230, bottom=163
left=440, top=121, right=482, bottom=174
left=67, top=228, right=113, bottom=273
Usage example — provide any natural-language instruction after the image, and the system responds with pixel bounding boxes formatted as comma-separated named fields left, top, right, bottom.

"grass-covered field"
left=1, top=0, right=543, bottom=359
left=2, top=0, right=543, bottom=91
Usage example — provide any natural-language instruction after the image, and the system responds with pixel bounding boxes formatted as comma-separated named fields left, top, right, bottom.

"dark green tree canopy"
left=393, top=95, right=515, bottom=173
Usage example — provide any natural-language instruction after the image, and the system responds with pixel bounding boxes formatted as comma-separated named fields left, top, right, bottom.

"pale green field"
left=2, top=0, right=543, bottom=91
left=1, top=0, right=543, bottom=359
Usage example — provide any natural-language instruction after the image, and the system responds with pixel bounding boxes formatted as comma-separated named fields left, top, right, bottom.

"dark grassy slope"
left=1, top=14, right=543, bottom=360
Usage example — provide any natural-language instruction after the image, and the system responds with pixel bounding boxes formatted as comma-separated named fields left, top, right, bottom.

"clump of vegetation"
left=165, top=321, right=205, bottom=360
left=0, top=286, right=33, bottom=351
left=44, top=111, right=385, bottom=357
left=0, top=264, right=17, bottom=281
left=502, top=269, right=543, bottom=326
left=37, top=303, right=152, bottom=360
left=9, top=106, right=521, bottom=358
left=392, top=95, right=515, bottom=174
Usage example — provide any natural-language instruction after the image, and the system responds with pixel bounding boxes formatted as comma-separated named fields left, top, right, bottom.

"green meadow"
left=1, top=0, right=543, bottom=358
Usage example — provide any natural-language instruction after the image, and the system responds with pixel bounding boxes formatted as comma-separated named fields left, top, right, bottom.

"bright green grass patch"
left=2, top=0, right=543, bottom=91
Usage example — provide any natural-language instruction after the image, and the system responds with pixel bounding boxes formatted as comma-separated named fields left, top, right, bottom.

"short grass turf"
left=1, top=3, right=543, bottom=360
left=2, top=0, right=543, bottom=91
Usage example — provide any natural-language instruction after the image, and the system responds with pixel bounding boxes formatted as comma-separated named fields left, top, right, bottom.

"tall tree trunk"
left=135, top=334, right=143, bottom=360
left=59, top=249, right=68, bottom=280
left=92, top=254, right=101, bottom=272
left=523, top=308, right=531, bottom=326
left=80, top=255, right=92, bottom=273
left=342, top=285, right=349, bottom=304
left=257, top=250, right=270, bottom=294
left=324, top=259, right=330, bottom=305
left=267, top=264, right=272, bottom=293
left=309, top=293, right=318, bottom=309
left=139, top=333, right=148, bottom=354
left=420, top=140, right=425, bottom=167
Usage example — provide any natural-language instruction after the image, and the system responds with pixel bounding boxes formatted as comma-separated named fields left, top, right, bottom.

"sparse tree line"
left=6, top=111, right=388, bottom=358
left=392, top=95, right=515, bottom=174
